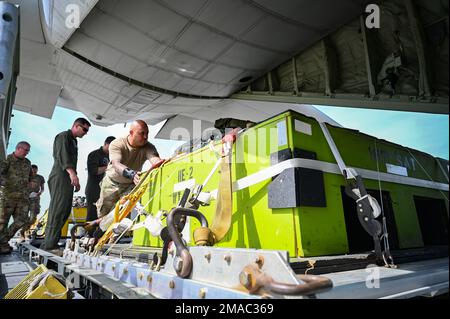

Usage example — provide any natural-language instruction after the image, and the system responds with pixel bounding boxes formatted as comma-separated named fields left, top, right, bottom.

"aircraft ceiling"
left=6, top=0, right=448, bottom=133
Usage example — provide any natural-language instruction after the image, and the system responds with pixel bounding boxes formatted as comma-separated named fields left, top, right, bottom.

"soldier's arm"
left=55, top=133, right=77, bottom=172
left=56, top=133, right=80, bottom=190
left=147, top=144, right=161, bottom=166
left=87, top=151, right=104, bottom=175
left=111, top=159, right=128, bottom=176
left=131, top=145, right=163, bottom=185
left=98, top=167, right=107, bottom=175
left=110, top=141, right=139, bottom=184
left=39, top=177, right=45, bottom=195
left=0, top=158, right=9, bottom=176
left=97, top=162, right=108, bottom=175
left=108, top=141, right=128, bottom=175
left=66, top=167, right=80, bottom=191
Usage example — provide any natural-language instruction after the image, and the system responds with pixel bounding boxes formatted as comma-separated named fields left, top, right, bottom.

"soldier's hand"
left=150, top=158, right=166, bottom=170
left=69, top=173, right=80, bottom=191
left=84, top=220, right=99, bottom=232
left=133, top=171, right=141, bottom=185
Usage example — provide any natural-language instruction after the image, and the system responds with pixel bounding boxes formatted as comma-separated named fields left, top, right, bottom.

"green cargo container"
left=133, top=110, right=449, bottom=258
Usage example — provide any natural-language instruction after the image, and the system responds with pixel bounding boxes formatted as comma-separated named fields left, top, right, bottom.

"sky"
left=315, top=105, right=449, bottom=160
left=6, top=105, right=449, bottom=215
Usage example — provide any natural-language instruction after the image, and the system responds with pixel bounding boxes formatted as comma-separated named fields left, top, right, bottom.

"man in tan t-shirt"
left=95, top=120, right=161, bottom=217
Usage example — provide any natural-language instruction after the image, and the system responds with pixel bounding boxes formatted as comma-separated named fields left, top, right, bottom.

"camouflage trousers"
left=0, top=191, right=30, bottom=246
left=96, top=175, right=134, bottom=218
left=20, top=197, right=40, bottom=237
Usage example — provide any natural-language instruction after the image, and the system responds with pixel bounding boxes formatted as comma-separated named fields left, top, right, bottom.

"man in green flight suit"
left=0, top=141, right=32, bottom=254
left=40, top=118, right=91, bottom=253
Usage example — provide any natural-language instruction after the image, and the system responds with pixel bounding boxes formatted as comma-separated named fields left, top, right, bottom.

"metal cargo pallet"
left=15, top=242, right=449, bottom=299
left=100, top=244, right=448, bottom=275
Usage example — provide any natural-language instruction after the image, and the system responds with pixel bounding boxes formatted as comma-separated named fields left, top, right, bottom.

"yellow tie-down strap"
left=93, top=160, right=168, bottom=254
left=209, top=155, right=232, bottom=243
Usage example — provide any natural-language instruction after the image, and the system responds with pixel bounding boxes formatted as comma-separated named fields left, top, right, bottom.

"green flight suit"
left=41, top=130, right=78, bottom=250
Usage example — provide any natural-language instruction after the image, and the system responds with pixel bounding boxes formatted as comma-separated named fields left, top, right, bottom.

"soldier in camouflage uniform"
left=20, top=164, right=45, bottom=240
left=0, top=141, right=32, bottom=254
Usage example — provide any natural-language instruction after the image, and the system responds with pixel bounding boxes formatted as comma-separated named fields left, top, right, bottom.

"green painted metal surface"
left=133, top=110, right=448, bottom=257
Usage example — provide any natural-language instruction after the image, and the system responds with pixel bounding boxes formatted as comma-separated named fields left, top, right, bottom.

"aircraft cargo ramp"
left=1, top=242, right=447, bottom=299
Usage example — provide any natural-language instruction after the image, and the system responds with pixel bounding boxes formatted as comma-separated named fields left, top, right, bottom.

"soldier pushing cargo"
left=95, top=120, right=161, bottom=218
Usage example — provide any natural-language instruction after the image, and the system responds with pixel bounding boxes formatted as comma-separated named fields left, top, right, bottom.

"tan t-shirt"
left=106, top=136, right=159, bottom=184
